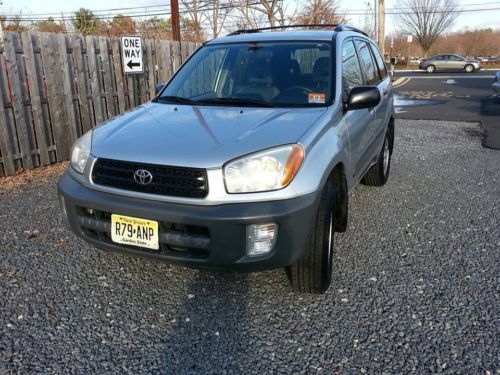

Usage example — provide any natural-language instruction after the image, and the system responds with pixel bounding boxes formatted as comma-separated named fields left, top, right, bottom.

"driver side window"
left=342, top=40, right=363, bottom=102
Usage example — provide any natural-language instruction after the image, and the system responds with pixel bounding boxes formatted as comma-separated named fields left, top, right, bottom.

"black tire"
left=361, top=131, right=392, bottom=186
left=286, top=179, right=335, bottom=294
left=464, top=64, right=474, bottom=73
left=426, top=65, right=435, bottom=73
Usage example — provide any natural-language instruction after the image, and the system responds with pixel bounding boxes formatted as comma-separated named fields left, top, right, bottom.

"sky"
left=1, top=0, right=499, bottom=35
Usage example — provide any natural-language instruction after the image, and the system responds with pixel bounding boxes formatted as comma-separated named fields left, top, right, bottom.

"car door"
left=440, top=55, right=452, bottom=70
left=432, top=55, right=446, bottom=71
left=369, top=42, right=391, bottom=149
left=353, top=39, right=383, bottom=178
left=448, top=55, right=465, bottom=71
left=341, top=39, right=373, bottom=181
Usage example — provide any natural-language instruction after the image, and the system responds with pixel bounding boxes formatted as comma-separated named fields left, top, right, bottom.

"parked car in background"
left=493, top=71, right=500, bottom=93
left=419, top=54, right=481, bottom=73
left=57, top=24, right=395, bottom=294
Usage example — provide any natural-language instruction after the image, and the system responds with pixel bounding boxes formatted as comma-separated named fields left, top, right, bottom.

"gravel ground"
left=1, top=119, right=499, bottom=374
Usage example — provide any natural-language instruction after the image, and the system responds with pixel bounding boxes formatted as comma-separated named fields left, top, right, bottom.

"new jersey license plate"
left=111, top=214, right=159, bottom=250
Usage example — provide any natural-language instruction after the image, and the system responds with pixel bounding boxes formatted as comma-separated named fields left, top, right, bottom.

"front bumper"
left=57, top=172, right=320, bottom=272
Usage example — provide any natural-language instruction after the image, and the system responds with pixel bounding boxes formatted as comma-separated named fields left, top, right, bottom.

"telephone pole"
left=377, top=0, right=385, bottom=56
left=170, top=0, right=181, bottom=41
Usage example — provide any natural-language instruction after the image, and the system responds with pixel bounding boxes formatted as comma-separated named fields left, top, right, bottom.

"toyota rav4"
left=57, top=25, right=395, bottom=294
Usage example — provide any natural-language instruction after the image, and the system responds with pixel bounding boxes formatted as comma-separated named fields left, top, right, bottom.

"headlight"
left=70, top=131, right=92, bottom=174
left=224, top=144, right=304, bottom=193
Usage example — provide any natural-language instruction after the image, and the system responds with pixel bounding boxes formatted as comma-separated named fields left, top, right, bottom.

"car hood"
left=91, top=102, right=326, bottom=168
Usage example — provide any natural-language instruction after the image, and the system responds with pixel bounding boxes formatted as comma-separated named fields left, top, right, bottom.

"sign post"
left=407, top=35, right=413, bottom=69
left=121, top=36, right=143, bottom=106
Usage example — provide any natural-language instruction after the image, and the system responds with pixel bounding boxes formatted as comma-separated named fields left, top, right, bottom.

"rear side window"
left=342, top=40, right=363, bottom=102
left=356, top=40, right=379, bottom=85
left=369, top=43, right=387, bottom=79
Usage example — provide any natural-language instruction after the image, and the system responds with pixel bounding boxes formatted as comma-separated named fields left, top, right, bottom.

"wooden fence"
left=0, top=31, right=199, bottom=176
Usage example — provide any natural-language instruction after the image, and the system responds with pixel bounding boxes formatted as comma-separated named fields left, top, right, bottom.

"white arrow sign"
left=444, top=79, right=456, bottom=84
left=121, top=36, right=143, bottom=74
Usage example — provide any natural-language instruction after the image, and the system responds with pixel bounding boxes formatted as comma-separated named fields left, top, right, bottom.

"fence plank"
left=111, top=38, right=127, bottom=113
left=86, top=36, right=105, bottom=124
left=145, top=39, right=156, bottom=100
left=157, top=40, right=171, bottom=84
left=20, top=32, right=50, bottom=166
left=99, top=37, right=116, bottom=118
left=3, top=32, right=33, bottom=169
left=40, top=32, right=69, bottom=161
left=0, top=60, right=16, bottom=175
left=71, top=34, right=92, bottom=134
left=32, top=34, right=57, bottom=163
left=58, top=34, right=78, bottom=152
left=171, top=41, right=181, bottom=72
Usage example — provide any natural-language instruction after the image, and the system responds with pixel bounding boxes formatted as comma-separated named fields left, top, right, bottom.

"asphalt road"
left=393, top=70, right=500, bottom=150
left=1, top=119, right=499, bottom=373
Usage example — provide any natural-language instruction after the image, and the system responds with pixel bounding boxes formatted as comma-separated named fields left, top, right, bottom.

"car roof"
left=206, top=30, right=338, bottom=45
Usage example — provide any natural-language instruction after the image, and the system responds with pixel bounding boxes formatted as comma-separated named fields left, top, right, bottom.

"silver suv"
left=58, top=25, right=395, bottom=294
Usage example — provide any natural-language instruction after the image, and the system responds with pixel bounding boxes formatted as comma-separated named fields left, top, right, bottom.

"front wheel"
left=286, top=179, right=335, bottom=294
left=464, top=64, right=474, bottom=73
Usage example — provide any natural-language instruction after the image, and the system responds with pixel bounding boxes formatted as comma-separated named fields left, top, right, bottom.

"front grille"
left=92, top=158, right=208, bottom=198
left=76, top=207, right=210, bottom=259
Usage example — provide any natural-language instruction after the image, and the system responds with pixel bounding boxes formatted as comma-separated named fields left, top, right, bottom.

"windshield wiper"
left=197, top=97, right=276, bottom=107
left=156, top=95, right=197, bottom=105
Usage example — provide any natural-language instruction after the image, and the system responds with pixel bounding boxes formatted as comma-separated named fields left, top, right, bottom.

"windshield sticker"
left=308, top=93, right=325, bottom=104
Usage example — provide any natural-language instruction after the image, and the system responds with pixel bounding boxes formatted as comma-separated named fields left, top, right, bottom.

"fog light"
left=246, top=223, right=278, bottom=257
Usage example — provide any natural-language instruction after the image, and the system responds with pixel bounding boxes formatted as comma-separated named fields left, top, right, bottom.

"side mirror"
left=345, top=86, right=381, bottom=111
left=155, top=83, right=166, bottom=95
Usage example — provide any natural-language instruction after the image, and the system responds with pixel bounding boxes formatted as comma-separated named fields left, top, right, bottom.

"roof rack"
left=227, top=24, right=369, bottom=37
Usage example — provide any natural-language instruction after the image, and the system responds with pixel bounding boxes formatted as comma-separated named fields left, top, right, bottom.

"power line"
left=0, top=0, right=253, bottom=18
left=1, top=3, right=500, bottom=24
left=0, top=1, right=263, bottom=22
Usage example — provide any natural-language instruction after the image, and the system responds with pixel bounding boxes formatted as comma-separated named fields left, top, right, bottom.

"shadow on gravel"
left=451, top=94, right=500, bottom=150
left=158, top=270, right=250, bottom=373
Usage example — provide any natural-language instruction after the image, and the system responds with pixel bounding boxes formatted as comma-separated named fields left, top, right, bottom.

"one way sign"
left=121, top=36, right=143, bottom=74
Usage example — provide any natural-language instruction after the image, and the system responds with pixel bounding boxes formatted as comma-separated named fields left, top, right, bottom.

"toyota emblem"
left=134, top=169, right=153, bottom=185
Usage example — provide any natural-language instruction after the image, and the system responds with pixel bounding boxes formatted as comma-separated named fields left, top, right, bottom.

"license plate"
left=111, top=214, right=159, bottom=250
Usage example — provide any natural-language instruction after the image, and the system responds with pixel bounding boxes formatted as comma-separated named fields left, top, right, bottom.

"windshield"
left=159, top=42, right=333, bottom=107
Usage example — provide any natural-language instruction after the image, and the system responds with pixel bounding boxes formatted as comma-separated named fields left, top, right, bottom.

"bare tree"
left=295, top=0, right=347, bottom=25
left=398, top=0, right=459, bottom=56
left=207, top=0, right=234, bottom=38
left=362, top=1, right=376, bottom=38
left=247, top=0, right=286, bottom=28
left=181, top=0, right=205, bottom=41
left=230, top=0, right=268, bottom=30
